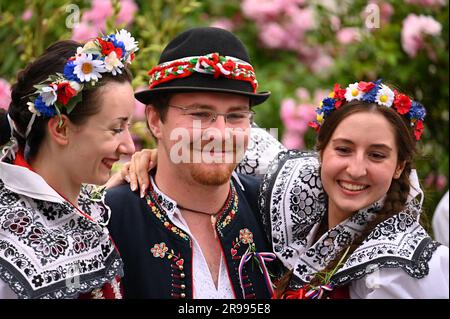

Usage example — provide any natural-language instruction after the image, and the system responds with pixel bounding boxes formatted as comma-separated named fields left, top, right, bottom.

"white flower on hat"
left=40, top=84, right=58, bottom=106
left=375, top=84, right=395, bottom=107
left=73, top=53, right=107, bottom=82
left=104, top=51, right=124, bottom=75
left=115, top=29, right=138, bottom=52
left=344, top=82, right=363, bottom=101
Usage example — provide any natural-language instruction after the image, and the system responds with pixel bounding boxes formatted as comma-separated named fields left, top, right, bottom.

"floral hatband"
left=147, top=53, right=258, bottom=93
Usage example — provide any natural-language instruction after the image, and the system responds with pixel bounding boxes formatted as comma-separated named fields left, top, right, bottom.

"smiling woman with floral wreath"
left=0, top=29, right=138, bottom=299
left=266, top=80, right=448, bottom=299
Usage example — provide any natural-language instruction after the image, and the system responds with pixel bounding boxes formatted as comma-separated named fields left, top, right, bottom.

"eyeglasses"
left=169, top=105, right=254, bottom=127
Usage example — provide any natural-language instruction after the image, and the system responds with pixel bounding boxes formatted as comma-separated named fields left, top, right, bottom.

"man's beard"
left=166, top=130, right=248, bottom=186
left=190, top=161, right=237, bottom=186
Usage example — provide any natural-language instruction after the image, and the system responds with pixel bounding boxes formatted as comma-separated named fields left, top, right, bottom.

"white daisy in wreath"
left=375, top=84, right=395, bottom=107
left=344, top=82, right=364, bottom=102
left=73, top=53, right=107, bottom=82
left=115, top=29, right=138, bottom=53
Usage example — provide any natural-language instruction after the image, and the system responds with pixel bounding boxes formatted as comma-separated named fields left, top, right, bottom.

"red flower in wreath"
left=56, top=82, right=77, bottom=105
left=97, top=38, right=123, bottom=58
left=393, top=93, right=412, bottom=115
left=414, top=120, right=424, bottom=140
left=333, top=84, right=346, bottom=108
left=357, top=81, right=375, bottom=92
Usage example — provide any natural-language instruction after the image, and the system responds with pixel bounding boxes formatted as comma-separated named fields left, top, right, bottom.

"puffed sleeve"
left=349, top=245, right=449, bottom=299
left=432, top=191, right=449, bottom=246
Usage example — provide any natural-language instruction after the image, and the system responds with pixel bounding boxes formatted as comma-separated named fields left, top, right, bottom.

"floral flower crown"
left=27, top=29, right=139, bottom=119
left=308, top=79, right=427, bottom=140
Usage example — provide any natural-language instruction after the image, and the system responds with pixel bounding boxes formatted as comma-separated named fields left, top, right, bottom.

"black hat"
left=135, top=27, right=270, bottom=106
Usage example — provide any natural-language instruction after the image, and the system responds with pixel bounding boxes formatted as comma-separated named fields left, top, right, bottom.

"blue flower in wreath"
left=321, top=98, right=336, bottom=117
left=362, top=79, right=382, bottom=103
left=407, top=101, right=426, bottom=121
left=63, top=60, right=80, bottom=82
left=34, top=95, right=57, bottom=117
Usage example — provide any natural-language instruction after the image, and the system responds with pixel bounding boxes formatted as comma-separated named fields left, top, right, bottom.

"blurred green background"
left=0, top=0, right=448, bottom=231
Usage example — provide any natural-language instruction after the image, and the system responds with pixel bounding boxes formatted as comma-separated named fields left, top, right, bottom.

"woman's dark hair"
left=0, top=108, right=11, bottom=145
left=275, top=100, right=418, bottom=297
left=7, top=40, right=132, bottom=159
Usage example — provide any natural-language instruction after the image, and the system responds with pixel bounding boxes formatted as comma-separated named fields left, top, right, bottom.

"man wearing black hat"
left=105, top=27, right=281, bottom=299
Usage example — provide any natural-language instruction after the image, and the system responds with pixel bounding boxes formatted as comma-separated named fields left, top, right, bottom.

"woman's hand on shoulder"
left=104, top=149, right=157, bottom=197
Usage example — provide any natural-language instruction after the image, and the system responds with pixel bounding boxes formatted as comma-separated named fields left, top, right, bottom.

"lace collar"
left=259, top=150, right=439, bottom=287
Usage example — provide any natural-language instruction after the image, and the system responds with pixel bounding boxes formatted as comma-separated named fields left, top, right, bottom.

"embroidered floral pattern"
left=0, top=175, right=123, bottom=299
left=27, top=227, right=68, bottom=260
left=239, top=228, right=254, bottom=244
left=151, top=242, right=169, bottom=258
left=216, top=183, right=238, bottom=235
left=2, top=208, right=31, bottom=235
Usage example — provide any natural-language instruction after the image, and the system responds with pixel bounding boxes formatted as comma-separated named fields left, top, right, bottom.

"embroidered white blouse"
left=0, top=159, right=123, bottom=299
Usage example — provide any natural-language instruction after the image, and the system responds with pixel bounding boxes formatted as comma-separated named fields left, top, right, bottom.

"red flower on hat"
left=394, top=93, right=412, bottom=115
left=223, top=59, right=236, bottom=72
left=357, top=81, right=375, bottom=92
left=414, top=120, right=424, bottom=140
left=56, top=82, right=76, bottom=105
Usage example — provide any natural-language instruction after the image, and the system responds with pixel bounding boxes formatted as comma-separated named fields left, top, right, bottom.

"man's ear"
left=47, top=115, right=71, bottom=146
left=145, top=105, right=162, bottom=139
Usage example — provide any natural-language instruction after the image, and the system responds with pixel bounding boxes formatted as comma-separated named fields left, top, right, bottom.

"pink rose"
left=133, top=86, right=147, bottom=121
left=309, top=52, right=334, bottom=75
left=336, top=27, right=361, bottom=45
left=241, top=0, right=285, bottom=22
left=259, top=22, right=289, bottom=49
left=117, top=0, right=138, bottom=26
left=436, top=175, right=448, bottom=191
left=210, top=18, right=235, bottom=31
left=82, top=0, right=113, bottom=29
left=71, top=22, right=99, bottom=42
left=282, top=131, right=304, bottom=150
left=0, top=79, right=11, bottom=110
left=405, top=0, right=446, bottom=7
left=22, top=9, right=33, bottom=22
left=401, top=14, right=442, bottom=58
